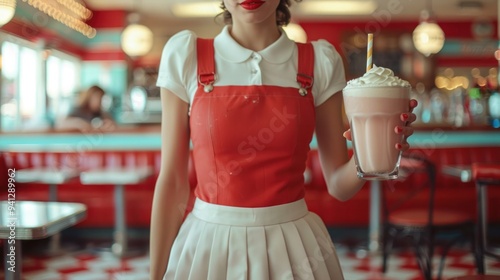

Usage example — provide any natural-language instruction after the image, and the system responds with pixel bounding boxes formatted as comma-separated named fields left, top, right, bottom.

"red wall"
left=301, top=20, right=498, bottom=69
left=3, top=11, right=497, bottom=68
left=83, top=9, right=128, bottom=61
left=87, top=10, right=127, bottom=29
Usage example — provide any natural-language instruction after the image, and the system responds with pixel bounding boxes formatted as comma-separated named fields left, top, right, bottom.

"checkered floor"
left=3, top=242, right=500, bottom=280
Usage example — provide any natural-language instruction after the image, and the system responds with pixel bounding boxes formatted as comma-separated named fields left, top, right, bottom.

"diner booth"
left=0, top=0, right=499, bottom=279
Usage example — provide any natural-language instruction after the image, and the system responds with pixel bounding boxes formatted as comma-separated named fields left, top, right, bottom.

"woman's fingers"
left=396, top=100, right=418, bottom=151
left=395, top=126, right=414, bottom=137
left=395, top=142, right=410, bottom=151
left=409, top=99, right=418, bottom=112
left=401, top=112, right=417, bottom=123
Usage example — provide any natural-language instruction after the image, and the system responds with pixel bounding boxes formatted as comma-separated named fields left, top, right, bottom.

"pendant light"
left=412, top=0, right=445, bottom=56
left=283, top=23, right=307, bottom=43
left=121, top=2, right=153, bottom=58
left=0, top=0, right=16, bottom=27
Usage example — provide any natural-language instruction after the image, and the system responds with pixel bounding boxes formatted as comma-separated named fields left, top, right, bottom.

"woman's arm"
left=54, top=117, right=92, bottom=131
left=149, top=88, right=191, bottom=280
left=315, top=91, right=365, bottom=201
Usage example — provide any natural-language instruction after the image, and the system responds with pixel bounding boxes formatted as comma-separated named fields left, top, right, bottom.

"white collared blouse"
left=156, top=26, right=346, bottom=110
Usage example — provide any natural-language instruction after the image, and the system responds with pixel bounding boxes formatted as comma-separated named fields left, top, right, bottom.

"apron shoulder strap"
left=296, top=43, right=314, bottom=96
left=196, top=39, right=314, bottom=94
left=196, top=38, right=216, bottom=89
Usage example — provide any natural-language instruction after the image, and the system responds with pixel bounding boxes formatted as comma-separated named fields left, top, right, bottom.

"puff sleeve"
left=311, top=39, right=347, bottom=107
left=156, top=30, right=198, bottom=104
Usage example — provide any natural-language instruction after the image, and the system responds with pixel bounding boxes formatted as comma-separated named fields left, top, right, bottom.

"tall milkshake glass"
left=343, top=65, right=411, bottom=180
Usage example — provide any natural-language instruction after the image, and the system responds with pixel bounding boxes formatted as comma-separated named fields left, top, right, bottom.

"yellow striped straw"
left=366, top=33, right=373, bottom=72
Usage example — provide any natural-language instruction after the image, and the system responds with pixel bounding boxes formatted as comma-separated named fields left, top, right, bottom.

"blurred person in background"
left=56, top=85, right=115, bottom=131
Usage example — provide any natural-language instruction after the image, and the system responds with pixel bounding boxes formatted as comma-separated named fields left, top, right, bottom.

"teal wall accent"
left=440, top=39, right=497, bottom=57
left=84, top=29, right=122, bottom=49
left=80, top=61, right=129, bottom=119
left=81, top=62, right=128, bottom=96
left=1, top=131, right=499, bottom=151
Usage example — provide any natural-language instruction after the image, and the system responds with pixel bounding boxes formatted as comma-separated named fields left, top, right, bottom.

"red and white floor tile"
left=3, top=246, right=499, bottom=280
left=337, top=247, right=500, bottom=280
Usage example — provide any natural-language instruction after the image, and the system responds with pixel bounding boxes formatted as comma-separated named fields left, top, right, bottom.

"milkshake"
left=343, top=65, right=411, bottom=180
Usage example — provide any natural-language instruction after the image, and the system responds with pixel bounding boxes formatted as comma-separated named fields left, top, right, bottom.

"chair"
left=470, top=163, right=500, bottom=274
left=381, top=152, right=478, bottom=280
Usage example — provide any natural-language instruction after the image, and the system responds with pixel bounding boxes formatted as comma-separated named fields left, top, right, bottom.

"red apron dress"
left=163, top=38, right=344, bottom=280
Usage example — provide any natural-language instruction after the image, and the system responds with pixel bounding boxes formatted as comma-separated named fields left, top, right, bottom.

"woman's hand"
left=342, top=99, right=419, bottom=151
left=394, top=99, right=418, bottom=151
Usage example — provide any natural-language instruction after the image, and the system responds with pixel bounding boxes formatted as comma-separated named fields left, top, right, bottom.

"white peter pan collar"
left=214, top=25, right=295, bottom=64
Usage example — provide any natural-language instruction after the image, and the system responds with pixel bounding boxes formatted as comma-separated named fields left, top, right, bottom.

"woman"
left=56, top=85, right=115, bottom=131
left=150, top=0, right=417, bottom=279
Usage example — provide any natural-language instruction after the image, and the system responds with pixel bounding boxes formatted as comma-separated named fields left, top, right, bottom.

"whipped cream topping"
left=344, top=65, right=411, bottom=88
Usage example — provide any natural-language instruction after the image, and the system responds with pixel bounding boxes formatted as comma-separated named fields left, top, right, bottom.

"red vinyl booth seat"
left=472, top=163, right=500, bottom=183
left=1, top=145, right=499, bottom=228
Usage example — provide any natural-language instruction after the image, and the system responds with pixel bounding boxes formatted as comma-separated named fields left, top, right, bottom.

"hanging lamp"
left=412, top=1, right=445, bottom=56
left=121, top=4, right=153, bottom=58
left=0, top=0, right=16, bottom=27
left=283, top=23, right=307, bottom=43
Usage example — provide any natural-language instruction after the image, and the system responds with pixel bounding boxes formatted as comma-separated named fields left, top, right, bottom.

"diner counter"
left=0, top=125, right=499, bottom=151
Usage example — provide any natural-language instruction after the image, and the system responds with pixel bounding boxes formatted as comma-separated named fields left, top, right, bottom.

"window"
left=1, top=40, right=20, bottom=131
left=0, top=33, right=81, bottom=131
left=46, top=50, right=80, bottom=123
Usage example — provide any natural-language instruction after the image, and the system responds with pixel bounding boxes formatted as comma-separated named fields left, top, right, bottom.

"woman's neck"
left=228, top=22, right=281, bottom=52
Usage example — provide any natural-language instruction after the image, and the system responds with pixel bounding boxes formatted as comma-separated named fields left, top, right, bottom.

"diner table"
left=16, top=167, right=80, bottom=201
left=442, top=164, right=500, bottom=274
left=15, top=167, right=80, bottom=255
left=79, top=166, right=153, bottom=258
left=0, top=201, right=87, bottom=280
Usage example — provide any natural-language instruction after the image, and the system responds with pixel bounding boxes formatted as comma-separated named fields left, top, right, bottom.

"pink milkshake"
left=343, top=65, right=411, bottom=180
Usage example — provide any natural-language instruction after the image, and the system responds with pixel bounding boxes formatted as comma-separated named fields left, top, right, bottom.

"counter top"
left=0, top=126, right=499, bottom=151
left=1, top=124, right=499, bottom=135
left=0, top=124, right=161, bottom=135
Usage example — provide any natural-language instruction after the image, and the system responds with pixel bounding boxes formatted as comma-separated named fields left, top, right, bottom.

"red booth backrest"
left=1, top=145, right=499, bottom=227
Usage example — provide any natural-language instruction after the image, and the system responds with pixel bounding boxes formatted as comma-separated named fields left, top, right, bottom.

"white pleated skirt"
left=163, top=198, right=344, bottom=280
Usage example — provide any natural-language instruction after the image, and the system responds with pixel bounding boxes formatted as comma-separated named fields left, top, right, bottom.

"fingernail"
left=402, top=113, right=409, bottom=121
left=395, top=143, right=402, bottom=149
left=395, top=126, right=403, bottom=133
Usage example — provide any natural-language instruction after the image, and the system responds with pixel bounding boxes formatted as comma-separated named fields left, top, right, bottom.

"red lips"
left=239, top=0, right=265, bottom=10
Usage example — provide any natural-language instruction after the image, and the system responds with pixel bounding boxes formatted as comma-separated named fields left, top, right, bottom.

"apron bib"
left=190, top=38, right=316, bottom=207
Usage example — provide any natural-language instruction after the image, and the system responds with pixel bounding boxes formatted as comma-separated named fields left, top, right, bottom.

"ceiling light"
left=0, top=0, right=16, bottom=27
left=121, top=23, right=153, bottom=57
left=121, top=10, right=154, bottom=57
left=21, top=0, right=95, bottom=38
left=413, top=22, right=445, bottom=56
left=299, top=1, right=377, bottom=15
left=283, top=23, right=307, bottom=43
left=171, top=1, right=221, bottom=18
left=412, top=8, right=445, bottom=56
